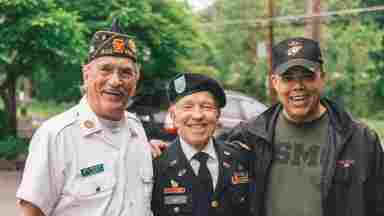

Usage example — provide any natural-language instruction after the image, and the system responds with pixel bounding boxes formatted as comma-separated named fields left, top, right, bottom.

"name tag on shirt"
left=81, top=164, right=104, bottom=177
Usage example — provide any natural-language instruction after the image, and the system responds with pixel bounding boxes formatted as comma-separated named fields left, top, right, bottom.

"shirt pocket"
left=74, top=172, right=116, bottom=200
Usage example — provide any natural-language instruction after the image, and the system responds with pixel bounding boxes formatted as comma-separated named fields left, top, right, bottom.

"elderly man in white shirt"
left=16, top=19, right=153, bottom=216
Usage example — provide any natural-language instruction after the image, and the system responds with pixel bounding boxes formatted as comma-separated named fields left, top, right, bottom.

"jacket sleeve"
left=217, top=122, right=253, bottom=151
left=364, top=127, right=384, bottom=216
left=151, top=159, right=161, bottom=216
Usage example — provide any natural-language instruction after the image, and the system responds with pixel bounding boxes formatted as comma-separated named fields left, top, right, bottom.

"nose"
left=291, top=79, right=305, bottom=91
left=191, top=106, right=204, bottom=120
left=108, top=70, right=123, bottom=87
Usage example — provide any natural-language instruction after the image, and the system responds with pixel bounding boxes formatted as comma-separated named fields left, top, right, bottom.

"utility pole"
left=267, top=0, right=276, bottom=103
left=305, top=0, right=321, bottom=41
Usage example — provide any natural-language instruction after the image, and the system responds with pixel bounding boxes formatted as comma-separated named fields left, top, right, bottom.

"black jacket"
left=222, top=99, right=384, bottom=216
left=151, top=138, right=252, bottom=216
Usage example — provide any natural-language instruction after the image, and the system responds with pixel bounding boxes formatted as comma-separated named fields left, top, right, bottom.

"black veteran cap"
left=87, top=19, right=137, bottom=63
left=168, top=73, right=226, bottom=108
left=272, top=37, right=323, bottom=75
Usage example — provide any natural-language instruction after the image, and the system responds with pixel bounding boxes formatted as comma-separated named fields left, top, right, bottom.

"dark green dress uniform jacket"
left=151, top=138, right=252, bottom=216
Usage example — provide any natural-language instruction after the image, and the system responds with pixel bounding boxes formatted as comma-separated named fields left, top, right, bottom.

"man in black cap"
left=151, top=73, right=252, bottom=216
left=17, top=20, right=153, bottom=216
left=222, top=37, right=384, bottom=216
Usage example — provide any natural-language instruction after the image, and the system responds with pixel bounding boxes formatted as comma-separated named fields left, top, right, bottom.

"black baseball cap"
left=167, top=73, right=226, bottom=108
left=272, top=37, right=323, bottom=75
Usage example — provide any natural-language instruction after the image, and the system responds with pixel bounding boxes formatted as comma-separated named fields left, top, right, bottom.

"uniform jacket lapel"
left=164, top=138, right=197, bottom=190
left=211, top=139, right=231, bottom=201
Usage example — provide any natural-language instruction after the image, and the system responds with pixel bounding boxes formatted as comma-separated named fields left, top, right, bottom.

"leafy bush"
left=0, top=136, right=28, bottom=160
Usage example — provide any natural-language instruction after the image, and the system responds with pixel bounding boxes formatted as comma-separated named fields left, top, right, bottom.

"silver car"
left=216, top=90, right=267, bottom=134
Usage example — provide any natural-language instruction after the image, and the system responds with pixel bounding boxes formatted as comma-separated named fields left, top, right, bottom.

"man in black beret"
left=222, top=37, right=384, bottom=216
left=151, top=73, right=252, bottom=216
left=17, top=19, right=153, bottom=216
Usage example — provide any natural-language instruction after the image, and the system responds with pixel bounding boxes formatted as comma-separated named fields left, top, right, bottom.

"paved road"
left=0, top=171, right=21, bottom=215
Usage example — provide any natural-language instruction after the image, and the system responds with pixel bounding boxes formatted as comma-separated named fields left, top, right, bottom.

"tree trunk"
left=0, top=72, right=18, bottom=136
left=305, top=0, right=322, bottom=41
left=23, top=77, right=33, bottom=101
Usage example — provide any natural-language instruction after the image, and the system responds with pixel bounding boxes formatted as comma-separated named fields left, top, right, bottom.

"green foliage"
left=58, top=0, right=202, bottom=80
left=195, top=0, right=384, bottom=116
left=0, top=136, right=28, bottom=160
left=361, top=118, right=384, bottom=141
left=34, top=65, right=82, bottom=102
left=0, top=0, right=88, bottom=135
left=32, top=0, right=204, bottom=102
left=28, top=99, right=75, bottom=117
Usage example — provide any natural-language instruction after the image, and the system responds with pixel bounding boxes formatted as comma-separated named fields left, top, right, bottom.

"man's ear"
left=82, top=64, right=90, bottom=82
left=135, top=63, right=141, bottom=81
left=169, top=105, right=176, bottom=122
left=271, top=74, right=279, bottom=91
left=216, top=109, right=221, bottom=119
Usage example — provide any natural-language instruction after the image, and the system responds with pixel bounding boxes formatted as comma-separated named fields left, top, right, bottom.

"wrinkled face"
left=83, top=56, right=139, bottom=121
left=272, top=66, right=326, bottom=123
left=171, top=91, right=220, bottom=150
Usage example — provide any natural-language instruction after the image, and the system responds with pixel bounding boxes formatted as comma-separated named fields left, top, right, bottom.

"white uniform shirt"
left=16, top=98, right=153, bottom=216
left=179, top=137, right=219, bottom=189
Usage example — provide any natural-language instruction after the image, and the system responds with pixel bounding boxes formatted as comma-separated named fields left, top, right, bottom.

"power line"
left=200, top=5, right=384, bottom=28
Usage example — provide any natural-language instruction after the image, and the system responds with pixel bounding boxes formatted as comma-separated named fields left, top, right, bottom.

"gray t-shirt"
left=265, top=111, right=329, bottom=216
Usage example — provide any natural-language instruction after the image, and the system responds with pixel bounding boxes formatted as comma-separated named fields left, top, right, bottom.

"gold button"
left=211, top=201, right=219, bottom=208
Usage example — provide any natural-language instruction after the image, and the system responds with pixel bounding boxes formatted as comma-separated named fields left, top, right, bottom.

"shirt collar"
left=77, top=96, right=103, bottom=136
left=179, top=137, right=217, bottom=161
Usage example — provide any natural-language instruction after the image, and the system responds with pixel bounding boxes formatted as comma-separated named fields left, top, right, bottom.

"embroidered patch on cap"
left=287, top=40, right=303, bottom=56
left=174, top=75, right=186, bottom=94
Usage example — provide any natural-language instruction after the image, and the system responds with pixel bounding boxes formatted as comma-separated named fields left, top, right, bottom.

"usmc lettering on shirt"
left=274, top=141, right=321, bottom=167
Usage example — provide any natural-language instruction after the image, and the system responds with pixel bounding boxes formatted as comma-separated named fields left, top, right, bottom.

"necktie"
left=193, top=152, right=213, bottom=216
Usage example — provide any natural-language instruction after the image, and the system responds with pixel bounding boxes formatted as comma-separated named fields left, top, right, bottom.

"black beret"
left=87, top=19, right=137, bottom=63
left=272, top=37, right=323, bottom=75
left=167, top=73, right=226, bottom=108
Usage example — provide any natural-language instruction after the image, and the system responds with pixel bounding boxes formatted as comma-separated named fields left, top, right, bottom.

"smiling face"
left=83, top=56, right=139, bottom=121
left=171, top=91, right=220, bottom=150
left=272, top=66, right=326, bottom=123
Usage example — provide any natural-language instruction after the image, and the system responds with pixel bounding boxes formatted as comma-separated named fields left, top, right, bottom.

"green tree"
left=0, top=0, right=87, bottom=136
left=34, top=0, right=203, bottom=105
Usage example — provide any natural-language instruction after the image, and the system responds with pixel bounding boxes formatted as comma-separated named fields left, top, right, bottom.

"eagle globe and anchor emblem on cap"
left=174, top=75, right=186, bottom=94
left=287, top=40, right=303, bottom=56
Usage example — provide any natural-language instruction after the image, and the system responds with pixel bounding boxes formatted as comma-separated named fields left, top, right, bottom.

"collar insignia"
left=83, top=120, right=95, bottom=129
